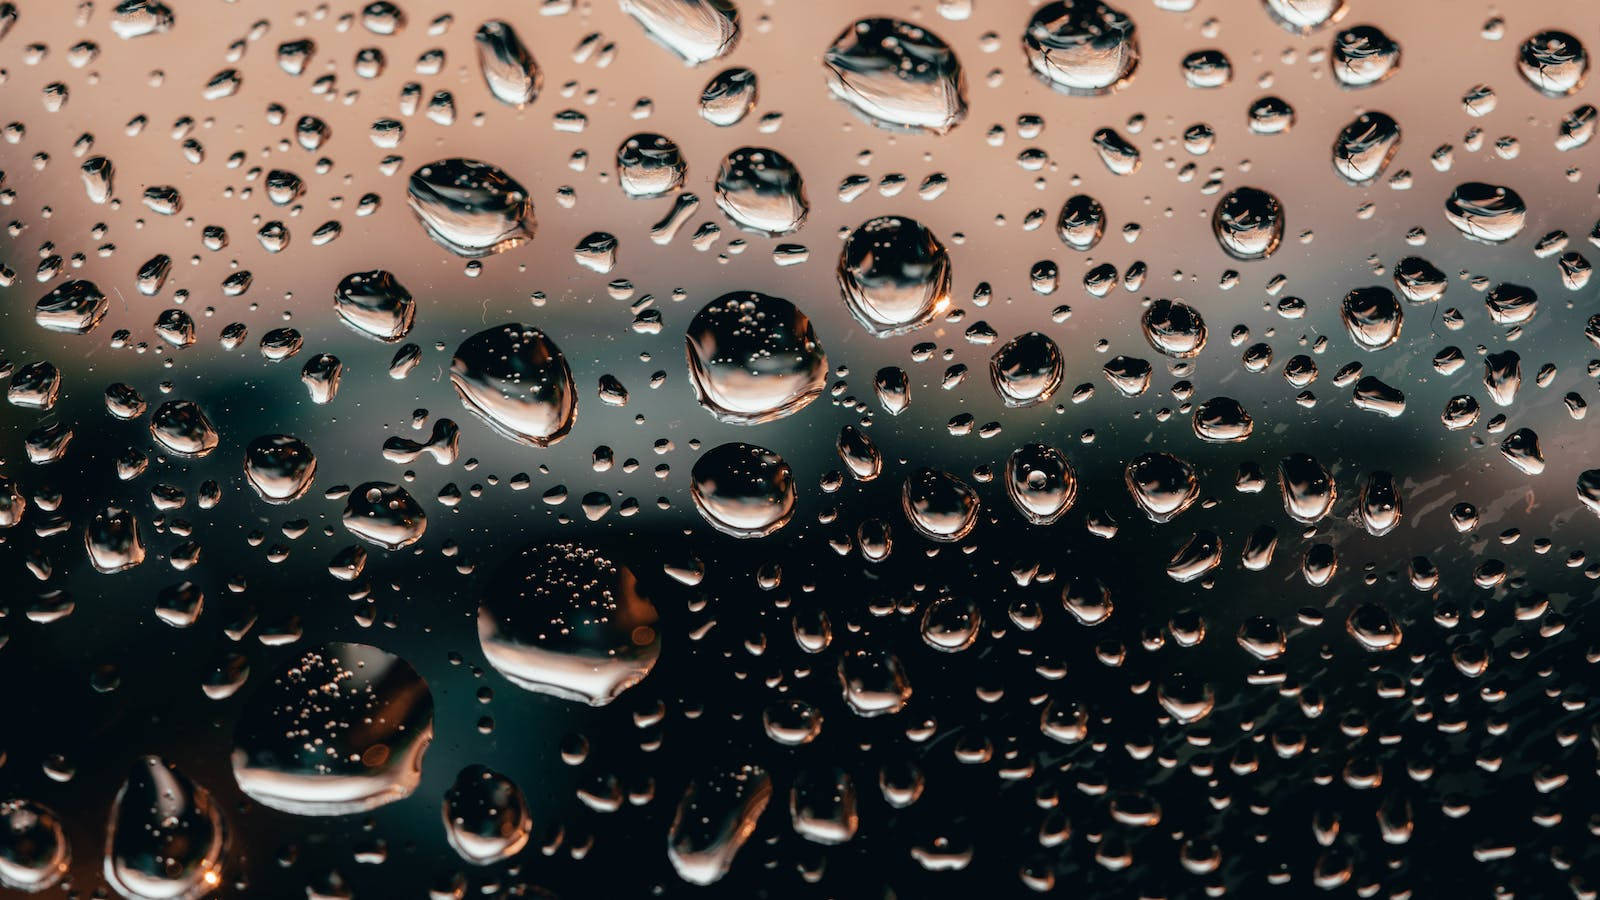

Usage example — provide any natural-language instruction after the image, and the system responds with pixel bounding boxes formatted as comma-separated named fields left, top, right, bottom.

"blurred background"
left=1, top=0, right=1598, bottom=896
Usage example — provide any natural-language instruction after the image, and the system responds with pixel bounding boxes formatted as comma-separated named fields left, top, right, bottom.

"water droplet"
left=0, top=800, right=69, bottom=893
left=1212, top=187, right=1283, bottom=260
left=713, top=147, right=808, bottom=236
left=1518, top=30, right=1587, bottom=96
left=1330, top=25, right=1401, bottom=88
left=342, top=482, right=427, bottom=549
left=1332, top=112, right=1400, bottom=183
left=1340, top=286, right=1403, bottom=350
left=901, top=468, right=980, bottom=542
left=149, top=400, right=219, bottom=458
left=1023, top=1, right=1139, bottom=96
left=407, top=159, right=534, bottom=257
left=1444, top=182, right=1526, bottom=243
left=823, top=18, right=967, bottom=134
left=621, top=0, right=739, bottom=66
left=1005, top=443, right=1078, bottom=525
left=442, top=766, right=531, bottom=865
left=474, top=21, right=541, bottom=107
left=232, top=643, right=433, bottom=816
left=1125, top=452, right=1199, bottom=523
left=989, top=331, right=1063, bottom=407
left=450, top=323, right=577, bottom=447
left=478, top=541, right=660, bottom=706
left=691, top=442, right=796, bottom=538
left=667, top=765, right=770, bottom=885
left=617, top=133, right=686, bottom=199
left=686, top=291, right=826, bottom=424
left=244, top=435, right=317, bottom=504
left=838, top=216, right=952, bottom=337
left=700, top=67, right=756, bottom=126
left=334, top=270, right=415, bottom=343
left=104, top=756, right=226, bottom=900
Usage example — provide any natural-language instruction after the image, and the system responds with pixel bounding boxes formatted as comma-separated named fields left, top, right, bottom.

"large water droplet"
left=244, top=435, right=317, bottom=504
left=450, top=323, right=577, bottom=447
left=713, top=147, right=808, bottom=236
left=1518, top=30, right=1587, bottom=96
left=901, top=468, right=980, bottom=542
left=1125, top=452, right=1199, bottom=523
left=407, top=159, right=534, bottom=257
left=1141, top=298, right=1207, bottom=358
left=838, top=215, right=952, bottom=337
left=1332, top=112, right=1400, bottom=183
left=621, top=0, right=740, bottom=66
left=149, top=400, right=218, bottom=458
left=686, top=291, right=826, bottom=424
left=1444, top=182, right=1526, bottom=243
left=342, top=482, right=427, bottom=549
left=667, top=765, right=771, bottom=885
left=1279, top=453, right=1337, bottom=523
left=474, top=21, right=540, bottom=107
left=333, top=270, right=414, bottom=343
left=823, top=18, right=967, bottom=134
left=231, top=642, right=433, bottom=816
left=1330, top=25, right=1401, bottom=88
left=1005, top=443, right=1077, bottom=525
left=1341, top=286, right=1403, bottom=350
left=691, top=442, right=796, bottom=538
left=478, top=541, right=660, bottom=706
left=0, top=800, right=69, bottom=893
left=1213, top=187, right=1283, bottom=260
left=104, top=756, right=226, bottom=900
left=617, top=133, right=687, bottom=199
left=1023, top=1, right=1139, bottom=96
left=35, top=279, right=108, bottom=334
left=700, top=67, right=756, bottom=126
left=1262, top=0, right=1345, bottom=33
left=989, top=331, right=1063, bottom=407
left=442, top=766, right=531, bottom=865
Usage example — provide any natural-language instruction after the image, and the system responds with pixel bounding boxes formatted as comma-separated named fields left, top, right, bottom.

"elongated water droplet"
left=474, top=21, right=541, bottom=107
left=104, top=756, right=226, bottom=900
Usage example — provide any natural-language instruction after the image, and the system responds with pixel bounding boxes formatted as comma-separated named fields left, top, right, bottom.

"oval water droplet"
left=1023, top=1, right=1139, bottom=96
left=1125, top=452, right=1199, bottom=523
left=407, top=159, right=534, bottom=257
left=442, top=766, right=531, bottom=865
left=686, top=291, right=827, bottom=424
left=450, top=323, right=577, bottom=447
left=478, top=541, right=660, bottom=706
left=838, top=216, right=952, bottom=337
left=342, top=482, right=427, bottom=549
left=1444, top=182, right=1525, bottom=243
left=104, top=756, right=226, bottom=900
left=474, top=21, right=541, bottom=107
left=231, top=642, right=433, bottom=816
left=989, top=331, right=1063, bottom=407
left=713, top=148, right=807, bottom=237
left=244, top=435, right=317, bottom=504
left=823, top=18, right=967, bottom=134
left=1212, top=187, right=1283, bottom=260
left=621, top=0, right=740, bottom=66
left=691, top=442, right=796, bottom=538
left=334, top=270, right=414, bottom=343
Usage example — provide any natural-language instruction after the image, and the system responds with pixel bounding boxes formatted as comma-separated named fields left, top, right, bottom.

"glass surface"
left=1, top=0, right=1598, bottom=896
